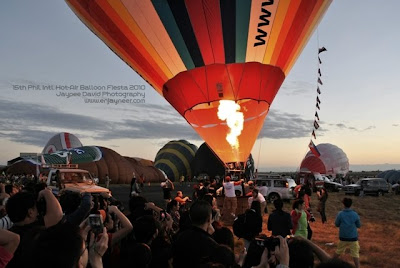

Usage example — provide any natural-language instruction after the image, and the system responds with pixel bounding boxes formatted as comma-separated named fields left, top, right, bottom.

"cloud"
left=393, top=124, right=399, bottom=127
left=0, top=99, right=318, bottom=149
left=328, top=122, right=375, bottom=132
left=280, top=81, right=314, bottom=96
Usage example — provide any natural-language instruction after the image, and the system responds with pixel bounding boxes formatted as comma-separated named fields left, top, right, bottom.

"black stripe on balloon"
left=167, top=0, right=204, bottom=67
left=155, top=163, right=175, bottom=182
left=220, top=0, right=236, bottom=64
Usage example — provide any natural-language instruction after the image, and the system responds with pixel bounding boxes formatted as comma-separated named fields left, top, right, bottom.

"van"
left=343, top=178, right=390, bottom=196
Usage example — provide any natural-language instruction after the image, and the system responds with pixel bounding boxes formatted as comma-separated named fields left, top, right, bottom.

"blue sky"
left=1, top=0, right=399, bottom=171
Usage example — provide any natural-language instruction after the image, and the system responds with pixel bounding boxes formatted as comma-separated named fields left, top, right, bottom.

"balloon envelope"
left=66, top=0, right=332, bottom=163
left=300, top=143, right=349, bottom=176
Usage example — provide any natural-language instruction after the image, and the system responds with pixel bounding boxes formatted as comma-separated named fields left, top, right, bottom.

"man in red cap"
left=222, top=176, right=243, bottom=221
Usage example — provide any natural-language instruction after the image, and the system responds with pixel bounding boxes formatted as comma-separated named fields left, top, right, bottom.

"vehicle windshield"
left=61, top=172, right=93, bottom=184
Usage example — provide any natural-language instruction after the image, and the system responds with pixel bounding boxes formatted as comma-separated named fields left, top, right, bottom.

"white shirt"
left=258, top=186, right=268, bottom=197
left=223, top=182, right=236, bottom=197
left=248, top=193, right=266, bottom=208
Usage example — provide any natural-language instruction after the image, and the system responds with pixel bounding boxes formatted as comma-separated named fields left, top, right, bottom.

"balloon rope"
left=256, top=137, right=262, bottom=172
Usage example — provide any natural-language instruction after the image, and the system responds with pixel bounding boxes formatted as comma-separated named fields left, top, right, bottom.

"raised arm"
left=38, top=187, right=64, bottom=228
left=107, top=205, right=133, bottom=246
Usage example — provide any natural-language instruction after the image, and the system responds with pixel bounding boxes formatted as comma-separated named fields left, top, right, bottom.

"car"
left=343, top=178, right=390, bottom=196
left=315, top=175, right=343, bottom=192
left=47, top=165, right=111, bottom=196
left=255, top=176, right=297, bottom=203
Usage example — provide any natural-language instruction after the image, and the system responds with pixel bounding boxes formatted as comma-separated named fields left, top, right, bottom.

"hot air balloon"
left=300, top=143, right=349, bottom=176
left=66, top=0, right=332, bottom=168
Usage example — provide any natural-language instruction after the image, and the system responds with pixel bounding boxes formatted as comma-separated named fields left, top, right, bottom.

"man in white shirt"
left=248, top=188, right=267, bottom=216
left=258, top=182, right=269, bottom=214
left=222, top=176, right=242, bottom=220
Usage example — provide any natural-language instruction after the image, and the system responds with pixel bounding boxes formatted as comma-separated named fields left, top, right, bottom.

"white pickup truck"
left=47, top=165, right=110, bottom=196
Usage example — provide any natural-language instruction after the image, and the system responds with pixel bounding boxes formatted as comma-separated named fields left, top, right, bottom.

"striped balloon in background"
left=155, top=140, right=198, bottom=181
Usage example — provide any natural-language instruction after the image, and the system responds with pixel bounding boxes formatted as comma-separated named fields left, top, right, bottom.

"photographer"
left=5, top=187, right=63, bottom=267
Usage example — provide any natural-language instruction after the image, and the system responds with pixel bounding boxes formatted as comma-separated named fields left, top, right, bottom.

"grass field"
left=260, top=192, right=400, bottom=268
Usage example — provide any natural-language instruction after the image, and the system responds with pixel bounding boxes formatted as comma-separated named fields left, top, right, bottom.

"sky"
left=1, top=0, right=399, bottom=172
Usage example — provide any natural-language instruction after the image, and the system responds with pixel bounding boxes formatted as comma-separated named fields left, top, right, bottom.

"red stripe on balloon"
left=185, top=0, right=225, bottom=65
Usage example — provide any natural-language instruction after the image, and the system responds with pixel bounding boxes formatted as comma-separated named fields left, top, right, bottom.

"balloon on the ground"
left=154, top=140, right=198, bottom=182
left=300, top=143, right=349, bottom=176
left=66, top=0, right=332, bottom=164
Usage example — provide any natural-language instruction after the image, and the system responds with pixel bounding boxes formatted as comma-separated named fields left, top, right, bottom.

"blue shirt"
left=335, top=208, right=361, bottom=241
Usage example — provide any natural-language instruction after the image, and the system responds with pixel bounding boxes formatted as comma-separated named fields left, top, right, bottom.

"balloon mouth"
left=217, top=100, right=244, bottom=150
left=185, top=99, right=270, bottom=163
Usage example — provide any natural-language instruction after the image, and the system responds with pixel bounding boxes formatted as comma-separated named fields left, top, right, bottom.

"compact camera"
left=254, top=236, right=281, bottom=251
left=88, top=214, right=104, bottom=235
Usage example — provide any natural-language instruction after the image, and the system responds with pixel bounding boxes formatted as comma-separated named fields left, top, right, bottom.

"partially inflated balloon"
left=66, top=0, right=332, bottom=163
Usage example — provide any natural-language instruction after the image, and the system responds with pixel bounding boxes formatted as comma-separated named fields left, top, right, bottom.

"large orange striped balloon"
left=66, top=0, right=332, bottom=164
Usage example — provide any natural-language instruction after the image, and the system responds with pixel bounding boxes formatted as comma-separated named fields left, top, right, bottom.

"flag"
left=318, top=77, right=323, bottom=85
left=317, top=87, right=321, bottom=94
left=316, top=96, right=321, bottom=104
left=314, top=120, right=320, bottom=129
left=316, top=103, right=320, bottom=110
left=318, top=47, right=327, bottom=54
left=318, top=68, right=321, bottom=76
left=315, top=111, right=320, bottom=121
left=318, top=57, right=322, bottom=64
left=312, top=130, right=316, bottom=139
left=309, top=140, right=321, bottom=157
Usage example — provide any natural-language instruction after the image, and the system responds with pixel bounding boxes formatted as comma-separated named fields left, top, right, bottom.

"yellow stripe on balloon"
left=156, top=159, right=179, bottom=181
left=66, top=0, right=163, bottom=94
left=156, top=148, right=192, bottom=178
left=283, top=0, right=332, bottom=75
left=106, top=0, right=173, bottom=80
left=269, top=0, right=302, bottom=66
left=121, top=0, right=186, bottom=77
left=262, top=0, right=290, bottom=65
left=245, top=0, right=280, bottom=63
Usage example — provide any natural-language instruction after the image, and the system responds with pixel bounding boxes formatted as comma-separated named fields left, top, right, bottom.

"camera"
left=88, top=214, right=104, bottom=235
left=254, top=237, right=280, bottom=251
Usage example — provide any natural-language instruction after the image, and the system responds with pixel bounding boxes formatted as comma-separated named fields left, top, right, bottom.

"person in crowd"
left=333, top=198, right=361, bottom=268
left=6, top=187, right=64, bottom=268
left=105, top=174, right=111, bottom=189
left=247, top=189, right=267, bottom=216
left=130, top=172, right=141, bottom=197
left=291, top=199, right=311, bottom=238
left=267, top=199, right=293, bottom=237
left=174, top=191, right=191, bottom=207
left=258, top=182, right=269, bottom=213
left=59, top=191, right=92, bottom=226
left=173, top=200, right=229, bottom=267
left=166, top=199, right=180, bottom=234
left=222, top=176, right=243, bottom=220
left=0, top=228, right=20, bottom=268
left=233, top=201, right=262, bottom=251
left=202, top=193, right=221, bottom=222
left=316, top=187, right=328, bottom=223
left=161, top=178, right=175, bottom=208
left=32, top=221, right=108, bottom=268
left=298, top=184, right=315, bottom=239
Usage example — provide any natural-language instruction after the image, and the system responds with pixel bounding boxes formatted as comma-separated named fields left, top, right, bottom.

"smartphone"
left=88, top=214, right=104, bottom=235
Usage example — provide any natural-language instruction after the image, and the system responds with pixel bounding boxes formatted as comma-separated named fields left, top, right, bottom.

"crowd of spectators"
left=0, top=172, right=359, bottom=268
